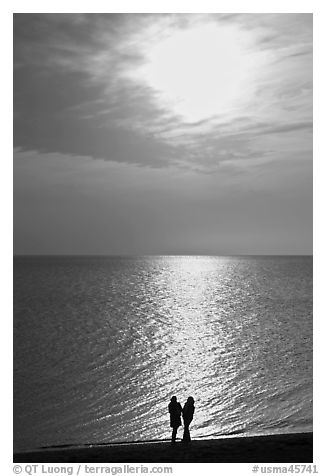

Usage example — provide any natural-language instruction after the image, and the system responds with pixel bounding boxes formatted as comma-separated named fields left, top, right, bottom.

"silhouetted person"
left=182, top=396, right=195, bottom=442
left=168, top=396, right=182, bottom=443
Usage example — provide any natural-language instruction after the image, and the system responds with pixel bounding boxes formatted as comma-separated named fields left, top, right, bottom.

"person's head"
left=171, top=396, right=177, bottom=403
left=187, top=396, right=194, bottom=405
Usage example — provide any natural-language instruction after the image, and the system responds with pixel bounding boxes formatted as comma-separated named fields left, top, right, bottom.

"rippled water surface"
left=14, top=256, right=312, bottom=451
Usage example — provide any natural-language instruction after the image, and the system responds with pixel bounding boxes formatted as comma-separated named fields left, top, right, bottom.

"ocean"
left=13, top=255, right=313, bottom=452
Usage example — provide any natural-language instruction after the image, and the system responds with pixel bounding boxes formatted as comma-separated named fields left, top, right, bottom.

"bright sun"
left=135, top=21, right=264, bottom=123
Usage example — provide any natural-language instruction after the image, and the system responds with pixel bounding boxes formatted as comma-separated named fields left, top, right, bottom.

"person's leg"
left=183, top=424, right=190, bottom=442
left=172, top=427, right=177, bottom=443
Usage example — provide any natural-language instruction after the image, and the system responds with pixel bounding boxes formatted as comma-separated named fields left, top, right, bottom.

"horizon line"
left=13, top=253, right=313, bottom=257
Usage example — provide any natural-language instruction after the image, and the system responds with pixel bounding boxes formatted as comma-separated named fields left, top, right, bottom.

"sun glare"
left=135, top=22, right=264, bottom=123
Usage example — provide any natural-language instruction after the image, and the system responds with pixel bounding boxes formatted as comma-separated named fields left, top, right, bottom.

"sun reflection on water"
left=150, top=256, right=233, bottom=436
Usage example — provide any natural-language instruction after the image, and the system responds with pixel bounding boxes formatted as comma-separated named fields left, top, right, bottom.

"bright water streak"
left=14, top=256, right=312, bottom=451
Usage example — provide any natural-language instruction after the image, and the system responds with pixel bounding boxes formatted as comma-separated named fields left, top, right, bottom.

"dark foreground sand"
left=14, top=432, right=312, bottom=463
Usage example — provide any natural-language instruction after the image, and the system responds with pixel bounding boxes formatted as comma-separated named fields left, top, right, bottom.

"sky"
left=13, top=13, right=312, bottom=255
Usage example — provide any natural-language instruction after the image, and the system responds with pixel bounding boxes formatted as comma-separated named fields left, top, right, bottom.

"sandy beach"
left=14, top=432, right=312, bottom=463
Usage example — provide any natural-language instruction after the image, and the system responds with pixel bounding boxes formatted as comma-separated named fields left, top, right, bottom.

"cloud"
left=255, top=121, right=312, bottom=136
left=14, top=13, right=312, bottom=173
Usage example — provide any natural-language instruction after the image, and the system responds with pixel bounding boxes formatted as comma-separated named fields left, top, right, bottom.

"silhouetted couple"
left=168, top=396, right=195, bottom=443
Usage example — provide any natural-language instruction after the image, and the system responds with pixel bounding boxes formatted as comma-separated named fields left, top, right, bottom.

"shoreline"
left=14, top=432, right=313, bottom=463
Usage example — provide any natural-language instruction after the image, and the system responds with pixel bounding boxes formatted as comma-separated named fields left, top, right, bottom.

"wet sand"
left=14, top=432, right=312, bottom=463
